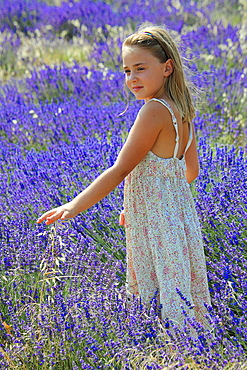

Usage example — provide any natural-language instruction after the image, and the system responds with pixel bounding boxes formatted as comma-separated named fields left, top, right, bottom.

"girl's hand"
left=36, top=202, right=78, bottom=225
left=119, top=210, right=126, bottom=227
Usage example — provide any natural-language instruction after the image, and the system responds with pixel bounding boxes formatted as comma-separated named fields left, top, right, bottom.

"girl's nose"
left=128, top=72, right=137, bottom=82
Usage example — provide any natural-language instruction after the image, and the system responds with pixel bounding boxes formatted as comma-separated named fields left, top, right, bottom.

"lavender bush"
left=0, top=0, right=246, bottom=368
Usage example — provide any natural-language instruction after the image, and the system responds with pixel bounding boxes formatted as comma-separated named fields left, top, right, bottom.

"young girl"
left=37, top=24, right=211, bottom=329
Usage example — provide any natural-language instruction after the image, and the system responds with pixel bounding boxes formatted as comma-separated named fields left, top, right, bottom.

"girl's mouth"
left=132, top=86, right=143, bottom=92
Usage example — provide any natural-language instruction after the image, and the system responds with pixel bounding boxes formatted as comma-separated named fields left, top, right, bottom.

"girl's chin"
left=132, top=92, right=146, bottom=100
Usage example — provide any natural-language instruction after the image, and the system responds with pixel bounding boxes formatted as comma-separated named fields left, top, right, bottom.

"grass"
left=0, top=30, right=91, bottom=82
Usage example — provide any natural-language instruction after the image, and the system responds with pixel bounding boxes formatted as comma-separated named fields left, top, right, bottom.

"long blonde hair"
left=122, top=23, right=196, bottom=122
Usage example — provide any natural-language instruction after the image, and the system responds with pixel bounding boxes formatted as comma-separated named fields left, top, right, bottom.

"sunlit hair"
left=122, top=23, right=196, bottom=122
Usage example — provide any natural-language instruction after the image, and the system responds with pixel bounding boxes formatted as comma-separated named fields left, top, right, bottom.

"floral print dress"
left=124, top=98, right=211, bottom=328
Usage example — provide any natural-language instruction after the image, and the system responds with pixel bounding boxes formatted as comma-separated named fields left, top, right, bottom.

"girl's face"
left=122, top=45, right=170, bottom=102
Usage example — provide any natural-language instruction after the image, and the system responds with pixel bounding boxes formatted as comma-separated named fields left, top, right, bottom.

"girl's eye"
left=137, top=67, right=145, bottom=71
left=124, top=70, right=130, bottom=74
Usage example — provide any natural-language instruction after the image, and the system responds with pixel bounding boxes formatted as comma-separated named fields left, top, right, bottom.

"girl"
left=37, top=24, right=211, bottom=329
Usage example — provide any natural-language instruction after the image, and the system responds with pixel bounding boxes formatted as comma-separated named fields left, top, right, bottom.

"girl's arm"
left=37, top=101, right=166, bottom=225
left=184, top=124, right=199, bottom=184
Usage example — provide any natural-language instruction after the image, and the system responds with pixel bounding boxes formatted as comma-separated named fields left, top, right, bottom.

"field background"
left=0, top=0, right=246, bottom=369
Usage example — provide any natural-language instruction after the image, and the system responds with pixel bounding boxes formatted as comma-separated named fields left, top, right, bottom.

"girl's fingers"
left=61, top=211, right=70, bottom=220
left=46, top=210, right=63, bottom=222
left=119, top=213, right=123, bottom=225
left=119, top=212, right=126, bottom=227
left=36, top=210, right=57, bottom=223
left=37, top=207, right=71, bottom=225
left=37, top=202, right=74, bottom=225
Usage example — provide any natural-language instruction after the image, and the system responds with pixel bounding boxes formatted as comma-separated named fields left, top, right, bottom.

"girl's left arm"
left=37, top=101, right=166, bottom=225
left=184, top=124, right=199, bottom=183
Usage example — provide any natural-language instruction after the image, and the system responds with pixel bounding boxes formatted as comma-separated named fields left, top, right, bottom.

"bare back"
left=148, top=98, right=191, bottom=160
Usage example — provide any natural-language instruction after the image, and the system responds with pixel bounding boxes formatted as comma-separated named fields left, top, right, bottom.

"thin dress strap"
left=147, top=98, right=179, bottom=158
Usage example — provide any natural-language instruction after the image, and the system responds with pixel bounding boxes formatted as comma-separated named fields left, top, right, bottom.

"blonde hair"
left=122, top=23, right=196, bottom=122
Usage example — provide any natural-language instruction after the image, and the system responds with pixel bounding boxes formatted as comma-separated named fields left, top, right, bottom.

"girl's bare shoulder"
left=138, top=99, right=173, bottom=123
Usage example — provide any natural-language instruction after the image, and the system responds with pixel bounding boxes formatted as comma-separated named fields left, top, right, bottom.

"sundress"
left=124, top=98, right=211, bottom=329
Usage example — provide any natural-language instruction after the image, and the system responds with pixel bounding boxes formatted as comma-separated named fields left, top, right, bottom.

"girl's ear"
left=163, top=59, right=174, bottom=77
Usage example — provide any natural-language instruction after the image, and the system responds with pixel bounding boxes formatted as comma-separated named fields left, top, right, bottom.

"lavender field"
left=0, top=0, right=246, bottom=369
